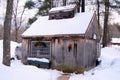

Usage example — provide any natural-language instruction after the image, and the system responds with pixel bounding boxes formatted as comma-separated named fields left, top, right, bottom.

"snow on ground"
left=0, top=40, right=18, bottom=61
left=69, top=46, right=120, bottom=80
left=0, top=40, right=61, bottom=80
left=0, top=40, right=120, bottom=80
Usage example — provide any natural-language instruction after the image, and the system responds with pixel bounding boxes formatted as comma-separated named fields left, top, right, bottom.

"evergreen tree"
left=37, top=0, right=51, bottom=16
left=25, top=0, right=52, bottom=25
left=24, top=0, right=35, bottom=9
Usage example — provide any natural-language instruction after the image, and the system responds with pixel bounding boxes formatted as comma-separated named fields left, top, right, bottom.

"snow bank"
left=98, top=47, right=120, bottom=69
left=69, top=46, right=120, bottom=80
left=0, top=40, right=61, bottom=80
left=0, top=40, right=19, bottom=61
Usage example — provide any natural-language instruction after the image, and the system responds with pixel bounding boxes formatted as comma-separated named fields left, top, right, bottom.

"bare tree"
left=13, top=0, right=25, bottom=42
left=3, top=0, right=13, bottom=66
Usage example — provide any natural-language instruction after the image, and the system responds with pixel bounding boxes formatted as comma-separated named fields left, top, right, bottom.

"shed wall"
left=85, top=15, right=101, bottom=58
left=85, top=15, right=101, bottom=41
left=51, top=38, right=97, bottom=73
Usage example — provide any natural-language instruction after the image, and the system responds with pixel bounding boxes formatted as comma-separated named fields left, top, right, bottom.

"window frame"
left=30, top=41, right=51, bottom=59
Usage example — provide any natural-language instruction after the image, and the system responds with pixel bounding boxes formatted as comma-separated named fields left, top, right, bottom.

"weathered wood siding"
left=85, top=14, right=101, bottom=41
left=51, top=38, right=97, bottom=73
left=21, top=39, right=29, bottom=63
left=85, top=14, right=101, bottom=58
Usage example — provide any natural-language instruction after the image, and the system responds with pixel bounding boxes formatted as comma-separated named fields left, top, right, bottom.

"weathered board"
left=51, top=38, right=97, bottom=73
left=21, top=39, right=29, bottom=63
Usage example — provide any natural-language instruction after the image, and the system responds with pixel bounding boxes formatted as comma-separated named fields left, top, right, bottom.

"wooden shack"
left=22, top=5, right=101, bottom=73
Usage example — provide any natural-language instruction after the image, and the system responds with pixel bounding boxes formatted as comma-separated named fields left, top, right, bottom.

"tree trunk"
left=15, top=27, right=18, bottom=42
left=97, top=0, right=100, bottom=25
left=63, top=0, right=66, bottom=6
left=102, top=0, right=110, bottom=47
left=81, top=0, right=85, bottom=12
left=3, top=0, right=13, bottom=66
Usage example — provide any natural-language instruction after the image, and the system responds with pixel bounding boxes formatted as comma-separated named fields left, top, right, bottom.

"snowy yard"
left=0, top=40, right=120, bottom=80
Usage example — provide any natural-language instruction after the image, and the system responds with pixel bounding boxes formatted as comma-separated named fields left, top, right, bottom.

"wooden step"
left=57, top=74, right=70, bottom=80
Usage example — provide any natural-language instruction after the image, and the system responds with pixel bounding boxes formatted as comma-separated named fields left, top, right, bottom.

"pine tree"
left=37, top=0, right=51, bottom=16
left=24, top=0, right=35, bottom=9
left=25, top=0, right=52, bottom=25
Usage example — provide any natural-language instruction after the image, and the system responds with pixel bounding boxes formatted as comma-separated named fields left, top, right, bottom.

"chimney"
left=76, top=0, right=80, bottom=13
left=63, top=0, right=66, bottom=6
left=81, top=0, right=85, bottom=12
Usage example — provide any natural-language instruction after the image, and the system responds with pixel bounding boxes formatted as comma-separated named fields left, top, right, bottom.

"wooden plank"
left=51, top=37, right=99, bottom=73
left=57, top=74, right=70, bottom=80
left=63, top=39, right=76, bottom=71
left=76, top=39, right=84, bottom=69
left=51, top=38, right=64, bottom=69
left=21, top=39, right=29, bottom=64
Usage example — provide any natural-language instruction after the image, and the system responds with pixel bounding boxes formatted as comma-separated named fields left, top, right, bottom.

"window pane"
left=31, top=41, right=50, bottom=58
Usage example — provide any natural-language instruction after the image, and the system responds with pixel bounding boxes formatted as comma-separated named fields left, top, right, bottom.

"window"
left=93, top=33, right=97, bottom=39
left=31, top=41, right=50, bottom=58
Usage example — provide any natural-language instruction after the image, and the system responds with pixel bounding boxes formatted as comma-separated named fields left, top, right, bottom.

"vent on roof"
left=49, top=5, right=77, bottom=20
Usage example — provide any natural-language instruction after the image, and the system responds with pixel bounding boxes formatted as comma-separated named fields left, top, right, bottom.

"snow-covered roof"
left=49, top=5, right=76, bottom=13
left=111, top=38, right=120, bottom=43
left=22, top=11, right=94, bottom=37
